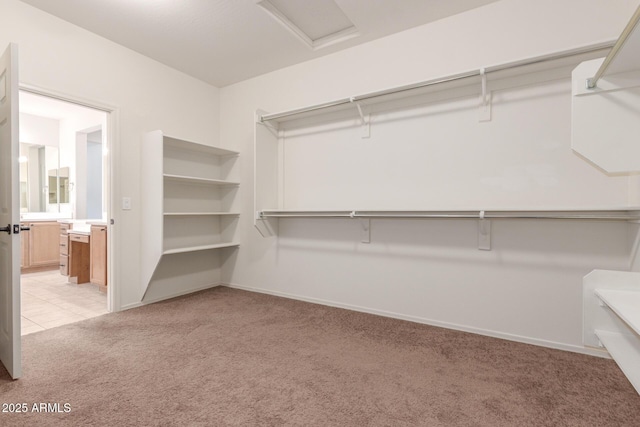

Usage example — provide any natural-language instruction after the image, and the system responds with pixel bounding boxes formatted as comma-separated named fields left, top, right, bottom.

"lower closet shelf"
left=163, top=242, right=240, bottom=255
left=595, top=289, right=640, bottom=335
left=594, top=330, right=640, bottom=393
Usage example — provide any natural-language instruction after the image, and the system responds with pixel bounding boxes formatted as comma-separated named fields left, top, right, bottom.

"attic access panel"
left=258, top=0, right=359, bottom=49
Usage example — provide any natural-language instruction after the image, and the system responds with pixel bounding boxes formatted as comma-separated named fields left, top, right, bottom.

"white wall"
left=86, top=139, right=102, bottom=219
left=19, top=112, right=59, bottom=147
left=0, top=0, right=221, bottom=308
left=56, top=106, right=105, bottom=218
left=278, top=78, right=628, bottom=210
left=220, top=0, right=640, bottom=355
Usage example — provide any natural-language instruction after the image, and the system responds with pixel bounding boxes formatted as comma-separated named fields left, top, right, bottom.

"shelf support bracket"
left=478, top=211, right=491, bottom=250
left=479, top=68, right=492, bottom=122
left=255, top=210, right=277, bottom=238
left=351, top=98, right=370, bottom=138
left=360, top=218, right=371, bottom=243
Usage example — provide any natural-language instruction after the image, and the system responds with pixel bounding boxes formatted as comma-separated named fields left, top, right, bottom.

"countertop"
left=20, top=218, right=72, bottom=223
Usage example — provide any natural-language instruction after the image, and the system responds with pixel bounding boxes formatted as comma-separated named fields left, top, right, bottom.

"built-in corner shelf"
left=141, top=130, right=240, bottom=298
left=583, top=270, right=640, bottom=395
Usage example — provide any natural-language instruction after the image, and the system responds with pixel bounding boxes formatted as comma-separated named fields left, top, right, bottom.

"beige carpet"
left=0, top=287, right=638, bottom=426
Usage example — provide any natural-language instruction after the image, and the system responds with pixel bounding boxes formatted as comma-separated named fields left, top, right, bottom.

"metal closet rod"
left=259, top=41, right=615, bottom=123
left=259, top=210, right=640, bottom=220
left=587, top=5, right=640, bottom=89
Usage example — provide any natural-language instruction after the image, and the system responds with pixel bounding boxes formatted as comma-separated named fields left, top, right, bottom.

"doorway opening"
left=18, top=90, right=111, bottom=335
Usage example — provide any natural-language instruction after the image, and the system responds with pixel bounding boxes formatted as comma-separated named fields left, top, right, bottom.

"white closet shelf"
left=595, top=289, right=640, bottom=336
left=258, top=208, right=640, bottom=220
left=164, top=212, right=240, bottom=216
left=259, top=42, right=613, bottom=125
left=163, top=174, right=240, bottom=186
left=163, top=242, right=240, bottom=255
left=594, top=330, right=640, bottom=394
left=587, top=6, right=640, bottom=87
left=163, top=135, right=239, bottom=156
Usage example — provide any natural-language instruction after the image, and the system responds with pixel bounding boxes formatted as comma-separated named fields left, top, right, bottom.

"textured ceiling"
left=19, top=0, right=500, bottom=87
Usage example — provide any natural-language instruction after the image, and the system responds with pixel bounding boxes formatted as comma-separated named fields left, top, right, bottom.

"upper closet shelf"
left=163, top=174, right=239, bottom=186
left=587, top=6, right=640, bottom=88
left=572, top=5, right=640, bottom=174
left=164, top=212, right=240, bottom=216
left=258, top=208, right=640, bottom=221
left=258, top=42, right=613, bottom=125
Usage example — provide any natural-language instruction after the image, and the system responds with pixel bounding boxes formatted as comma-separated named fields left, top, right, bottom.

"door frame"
left=19, top=83, right=120, bottom=312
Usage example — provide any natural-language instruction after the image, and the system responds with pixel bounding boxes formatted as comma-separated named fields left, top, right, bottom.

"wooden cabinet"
left=68, top=231, right=90, bottom=284
left=20, top=221, right=59, bottom=271
left=90, top=225, right=107, bottom=291
left=29, top=222, right=59, bottom=266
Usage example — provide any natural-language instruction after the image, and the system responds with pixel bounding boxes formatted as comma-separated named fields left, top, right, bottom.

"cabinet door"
left=20, top=228, right=29, bottom=269
left=28, top=222, right=59, bottom=267
left=90, top=225, right=107, bottom=287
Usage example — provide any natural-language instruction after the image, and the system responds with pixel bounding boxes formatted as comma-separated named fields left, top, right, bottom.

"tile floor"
left=21, top=270, right=108, bottom=335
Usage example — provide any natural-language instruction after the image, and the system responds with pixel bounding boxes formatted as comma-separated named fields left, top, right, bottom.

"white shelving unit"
left=583, top=270, right=640, bottom=395
left=577, top=6, right=640, bottom=396
left=141, top=131, right=239, bottom=297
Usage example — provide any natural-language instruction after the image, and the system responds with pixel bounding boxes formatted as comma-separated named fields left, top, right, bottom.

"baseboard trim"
left=120, top=282, right=221, bottom=311
left=223, top=282, right=610, bottom=359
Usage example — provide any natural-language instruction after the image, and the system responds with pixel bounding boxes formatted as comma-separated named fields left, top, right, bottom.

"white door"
left=0, top=43, right=21, bottom=379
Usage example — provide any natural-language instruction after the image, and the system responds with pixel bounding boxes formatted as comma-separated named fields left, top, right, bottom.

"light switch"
left=122, top=197, right=131, bottom=210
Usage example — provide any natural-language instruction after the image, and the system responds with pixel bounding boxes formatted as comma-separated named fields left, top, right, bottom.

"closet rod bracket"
left=479, top=68, right=492, bottom=122
left=360, top=218, right=371, bottom=243
left=478, top=212, right=491, bottom=250
left=350, top=97, right=370, bottom=138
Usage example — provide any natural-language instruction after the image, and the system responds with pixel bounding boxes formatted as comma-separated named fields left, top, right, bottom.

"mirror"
left=19, top=142, right=60, bottom=213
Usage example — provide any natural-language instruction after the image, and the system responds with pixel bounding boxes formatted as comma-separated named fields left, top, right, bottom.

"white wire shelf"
left=164, top=212, right=240, bottom=216
left=258, top=208, right=640, bottom=221
left=258, top=42, right=614, bottom=124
